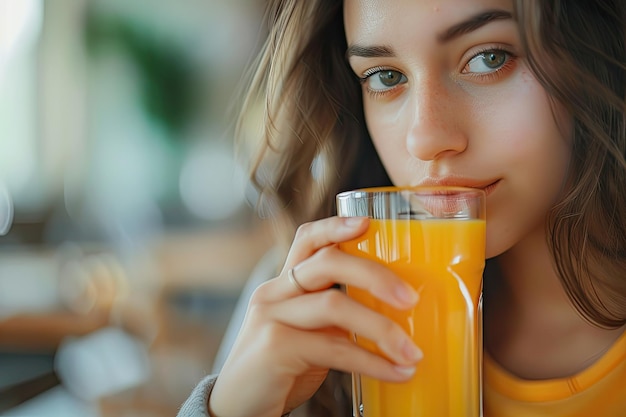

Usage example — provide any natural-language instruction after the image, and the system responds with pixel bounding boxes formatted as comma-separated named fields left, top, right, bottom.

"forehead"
left=344, top=0, right=514, bottom=44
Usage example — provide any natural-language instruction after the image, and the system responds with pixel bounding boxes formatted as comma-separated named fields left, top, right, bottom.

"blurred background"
left=0, top=1, right=274, bottom=415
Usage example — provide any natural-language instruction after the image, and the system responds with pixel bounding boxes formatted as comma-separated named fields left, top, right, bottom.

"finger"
left=283, top=216, right=369, bottom=268
left=268, top=290, right=423, bottom=366
left=211, top=324, right=415, bottom=417
left=284, top=328, right=417, bottom=382
left=292, top=246, right=419, bottom=308
left=259, top=217, right=370, bottom=301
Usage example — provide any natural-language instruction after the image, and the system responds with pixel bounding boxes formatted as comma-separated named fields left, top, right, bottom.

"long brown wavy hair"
left=235, top=0, right=626, bottom=414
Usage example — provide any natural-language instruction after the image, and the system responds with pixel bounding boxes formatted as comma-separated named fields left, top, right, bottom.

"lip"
left=482, top=180, right=500, bottom=197
left=414, top=177, right=501, bottom=197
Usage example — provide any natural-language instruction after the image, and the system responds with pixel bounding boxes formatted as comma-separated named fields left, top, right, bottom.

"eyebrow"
left=438, top=9, right=512, bottom=42
left=346, top=9, right=513, bottom=59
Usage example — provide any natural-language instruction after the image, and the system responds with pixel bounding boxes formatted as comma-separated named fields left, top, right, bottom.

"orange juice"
left=340, top=218, right=485, bottom=417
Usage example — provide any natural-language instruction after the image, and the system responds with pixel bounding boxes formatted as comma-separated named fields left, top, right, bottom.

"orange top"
left=484, top=330, right=626, bottom=416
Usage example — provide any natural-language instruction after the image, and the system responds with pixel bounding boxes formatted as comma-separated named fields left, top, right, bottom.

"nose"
left=406, top=79, right=468, bottom=161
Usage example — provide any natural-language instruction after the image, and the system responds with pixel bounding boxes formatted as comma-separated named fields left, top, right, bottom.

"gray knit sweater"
left=177, top=375, right=217, bottom=417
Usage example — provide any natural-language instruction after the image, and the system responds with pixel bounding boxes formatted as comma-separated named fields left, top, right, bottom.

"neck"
left=484, top=226, right=625, bottom=379
left=492, top=228, right=572, bottom=321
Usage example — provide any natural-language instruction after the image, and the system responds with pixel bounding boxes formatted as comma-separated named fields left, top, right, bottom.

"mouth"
left=414, top=178, right=501, bottom=197
left=481, top=180, right=500, bottom=197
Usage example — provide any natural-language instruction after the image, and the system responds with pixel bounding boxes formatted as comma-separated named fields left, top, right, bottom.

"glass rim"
left=336, top=186, right=486, bottom=200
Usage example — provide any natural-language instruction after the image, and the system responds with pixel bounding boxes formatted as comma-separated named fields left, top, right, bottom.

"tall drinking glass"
left=336, top=186, right=486, bottom=417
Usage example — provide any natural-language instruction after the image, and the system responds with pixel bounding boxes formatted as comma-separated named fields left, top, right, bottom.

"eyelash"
left=360, top=66, right=389, bottom=80
left=358, top=66, right=405, bottom=99
left=358, top=47, right=517, bottom=98
left=462, top=47, right=517, bottom=81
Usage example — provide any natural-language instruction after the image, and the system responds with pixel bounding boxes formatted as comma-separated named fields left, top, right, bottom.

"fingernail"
left=343, top=216, right=366, bottom=227
left=395, top=285, right=419, bottom=305
left=394, top=365, right=416, bottom=376
left=402, top=339, right=423, bottom=362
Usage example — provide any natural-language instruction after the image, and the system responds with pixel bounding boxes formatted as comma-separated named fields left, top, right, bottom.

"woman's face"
left=344, top=0, right=572, bottom=258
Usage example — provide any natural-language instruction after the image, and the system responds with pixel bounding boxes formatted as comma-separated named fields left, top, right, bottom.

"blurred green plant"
left=84, top=9, right=198, bottom=140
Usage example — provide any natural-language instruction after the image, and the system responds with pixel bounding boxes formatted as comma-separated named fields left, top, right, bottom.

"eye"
left=464, top=49, right=509, bottom=74
left=361, top=68, right=408, bottom=92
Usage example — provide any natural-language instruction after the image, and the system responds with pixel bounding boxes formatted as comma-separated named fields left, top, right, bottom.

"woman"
left=179, top=0, right=626, bottom=415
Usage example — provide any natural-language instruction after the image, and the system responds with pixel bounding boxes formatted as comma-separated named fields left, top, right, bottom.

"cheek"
left=364, top=97, right=426, bottom=186
left=475, top=71, right=571, bottom=186
left=499, top=88, right=571, bottom=188
left=364, top=99, right=412, bottom=182
left=483, top=89, right=572, bottom=257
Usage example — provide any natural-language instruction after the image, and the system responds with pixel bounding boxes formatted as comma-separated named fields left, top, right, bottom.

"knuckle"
left=313, top=245, right=338, bottom=262
left=380, top=317, right=403, bottom=339
left=325, top=336, right=383, bottom=374
left=294, top=221, right=315, bottom=240
left=249, top=281, right=272, bottom=305
left=329, top=337, right=353, bottom=359
left=319, top=289, right=345, bottom=310
left=365, top=263, right=397, bottom=291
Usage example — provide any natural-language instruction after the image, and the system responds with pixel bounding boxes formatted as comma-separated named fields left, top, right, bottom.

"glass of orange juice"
left=336, top=186, right=486, bottom=417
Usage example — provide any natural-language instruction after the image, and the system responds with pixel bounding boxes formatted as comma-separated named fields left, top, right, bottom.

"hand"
left=208, top=216, right=422, bottom=417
